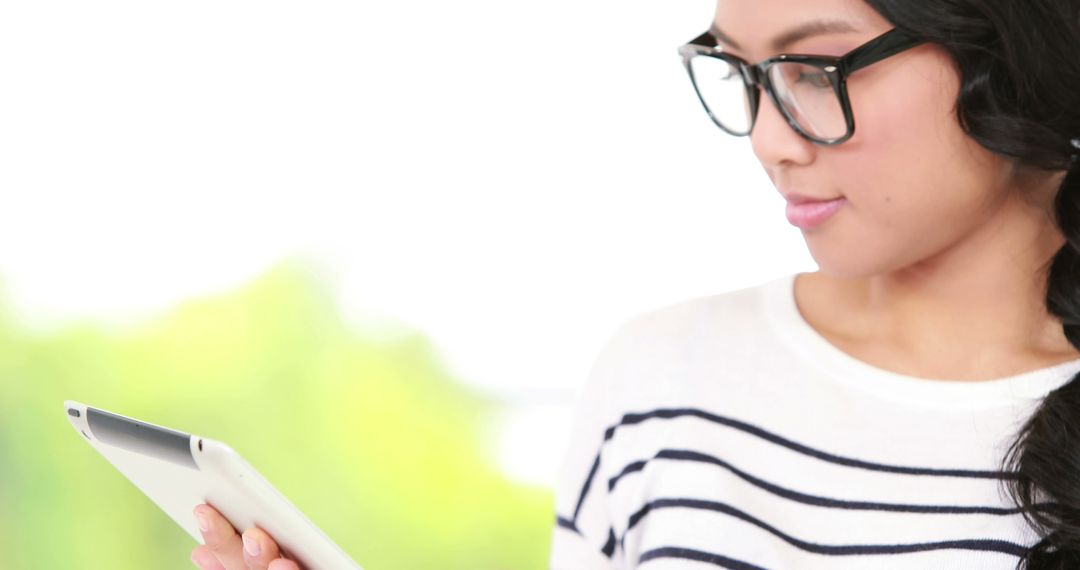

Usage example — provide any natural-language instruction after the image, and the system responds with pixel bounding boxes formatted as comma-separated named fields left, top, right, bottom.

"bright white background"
left=0, top=0, right=815, bottom=487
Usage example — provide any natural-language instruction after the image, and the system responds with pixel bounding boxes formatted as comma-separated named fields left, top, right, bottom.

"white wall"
left=0, top=0, right=816, bottom=486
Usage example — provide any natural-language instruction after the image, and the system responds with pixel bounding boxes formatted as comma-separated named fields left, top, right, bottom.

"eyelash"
left=795, top=70, right=832, bottom=88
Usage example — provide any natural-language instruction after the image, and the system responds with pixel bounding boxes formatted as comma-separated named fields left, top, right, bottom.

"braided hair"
left=859, top=0, right=1080, bottom=567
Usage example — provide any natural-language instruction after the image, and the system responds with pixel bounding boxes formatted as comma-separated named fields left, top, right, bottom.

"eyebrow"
left=708, top=19, right=861, bottom=53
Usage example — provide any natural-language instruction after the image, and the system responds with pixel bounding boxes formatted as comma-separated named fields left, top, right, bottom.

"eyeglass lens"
left=689, top=57, right=847, bottom=141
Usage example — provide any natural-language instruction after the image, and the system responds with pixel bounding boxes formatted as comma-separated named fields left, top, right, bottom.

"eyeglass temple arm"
left=841, top=29, right=924, bottom=75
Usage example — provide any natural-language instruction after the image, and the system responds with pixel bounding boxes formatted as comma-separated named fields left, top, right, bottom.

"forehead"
left=712, top=0, right=889, bottom=56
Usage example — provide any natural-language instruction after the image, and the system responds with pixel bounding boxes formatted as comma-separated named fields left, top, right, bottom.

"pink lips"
left=785, top=197, right=846, bottom=229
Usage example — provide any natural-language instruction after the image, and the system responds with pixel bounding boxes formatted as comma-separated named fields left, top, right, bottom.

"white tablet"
left=64, top=400, right=363, bottom=570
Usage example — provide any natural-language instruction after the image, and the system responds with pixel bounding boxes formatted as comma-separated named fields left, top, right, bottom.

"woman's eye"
left=797, top=71, right=831, bottom=89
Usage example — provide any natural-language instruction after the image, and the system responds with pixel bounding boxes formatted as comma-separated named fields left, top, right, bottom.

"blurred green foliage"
left=0, top=260, right=554, bottom=569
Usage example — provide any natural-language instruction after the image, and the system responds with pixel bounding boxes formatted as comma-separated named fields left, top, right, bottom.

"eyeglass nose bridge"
left=743, top=63, right=760, bottom=87
left=739, top=63, right=767, bottom=89
left=735, top=63, right=774, bottom=134
left=736, top=61, right=808, bottom=141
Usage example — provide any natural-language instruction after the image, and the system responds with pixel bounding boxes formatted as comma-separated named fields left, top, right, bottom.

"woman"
left=189, top=0, right=1080, bottom=568
left=548, top=0, right=1080, bottom=567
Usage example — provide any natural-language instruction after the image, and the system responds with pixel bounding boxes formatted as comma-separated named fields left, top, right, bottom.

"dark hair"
left=859, top=0, right=1080, bottom=568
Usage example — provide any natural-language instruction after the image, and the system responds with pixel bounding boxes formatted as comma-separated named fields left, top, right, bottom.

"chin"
left=805, top=245, right=894, bottom=282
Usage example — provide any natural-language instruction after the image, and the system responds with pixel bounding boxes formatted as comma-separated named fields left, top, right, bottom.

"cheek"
left=808, top=50, right=1008, bottom=274
left=837, top=47, right=984, bottom=222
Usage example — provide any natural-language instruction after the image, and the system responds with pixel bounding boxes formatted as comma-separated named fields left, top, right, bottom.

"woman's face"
left=714, top=0, right=1046, bottom=279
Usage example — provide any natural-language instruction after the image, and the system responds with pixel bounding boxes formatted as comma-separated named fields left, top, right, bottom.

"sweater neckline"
left=761, top=271, right=1080, bottom=410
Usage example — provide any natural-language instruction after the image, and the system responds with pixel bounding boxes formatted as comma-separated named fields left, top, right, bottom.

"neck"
left=816, top=177, right=1079, bottom=374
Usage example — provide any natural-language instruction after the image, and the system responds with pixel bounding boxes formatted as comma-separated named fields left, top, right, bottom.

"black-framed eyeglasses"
left=677, top=27, right=924, bottom=145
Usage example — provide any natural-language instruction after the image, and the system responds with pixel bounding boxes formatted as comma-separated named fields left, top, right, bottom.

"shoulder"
left=586, top=274, right=790, bottom=398
left=609, top=275, right=786, bottom=351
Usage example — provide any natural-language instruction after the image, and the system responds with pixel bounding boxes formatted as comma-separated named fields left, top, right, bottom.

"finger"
left=193, top=503, right=247, bottom=570
left=190, top=545, right=226, bottom=570
left=241, top=526, right=282, bottom=570
left=268, top=558, right=302, bottom=570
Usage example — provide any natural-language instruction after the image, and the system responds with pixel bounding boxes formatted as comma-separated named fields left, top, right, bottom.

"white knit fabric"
left=550, top=272, right=1080, bottom=569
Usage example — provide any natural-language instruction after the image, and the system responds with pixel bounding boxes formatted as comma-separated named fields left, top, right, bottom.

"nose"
left=748, top=89, right=816, bottom=169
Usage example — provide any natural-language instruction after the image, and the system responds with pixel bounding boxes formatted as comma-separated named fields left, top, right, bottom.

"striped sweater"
left=549, top=272, right=1080, bottom=569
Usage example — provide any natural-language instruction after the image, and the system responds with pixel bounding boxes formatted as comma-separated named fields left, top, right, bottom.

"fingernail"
left=243, top=532, right=262, bottom=557
left=194, top=510, right=210, bottom=533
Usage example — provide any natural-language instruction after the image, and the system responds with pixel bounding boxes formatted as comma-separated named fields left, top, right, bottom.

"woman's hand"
left=190, top=503, right=303, bottom=570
